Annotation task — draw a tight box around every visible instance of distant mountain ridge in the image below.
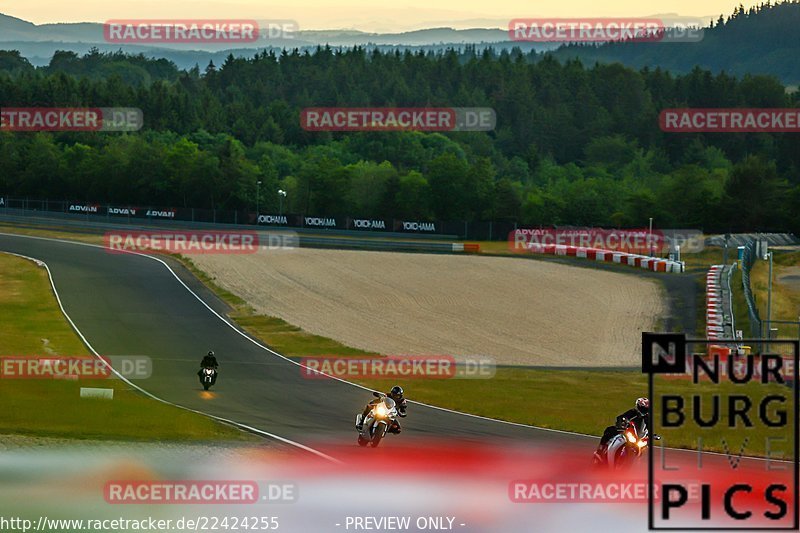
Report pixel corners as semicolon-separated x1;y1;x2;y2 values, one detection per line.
549;1;800;85
0;13;556;69
0;14;514;48
2;5;799;84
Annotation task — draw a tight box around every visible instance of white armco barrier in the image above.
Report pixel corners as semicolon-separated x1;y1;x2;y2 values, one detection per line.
706;264;727;342
524;243;683;273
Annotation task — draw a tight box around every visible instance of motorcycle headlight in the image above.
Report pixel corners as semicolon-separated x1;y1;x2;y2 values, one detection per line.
626;431;637;444
375;404;387;417
637;439;647;448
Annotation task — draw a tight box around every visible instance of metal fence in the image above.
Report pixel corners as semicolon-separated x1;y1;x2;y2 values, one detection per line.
740;239;763;339
724;262;737;340
0;195;521;241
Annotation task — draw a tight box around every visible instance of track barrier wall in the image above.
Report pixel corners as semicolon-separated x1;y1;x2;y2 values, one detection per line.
0;195;516;241
522;242;684;273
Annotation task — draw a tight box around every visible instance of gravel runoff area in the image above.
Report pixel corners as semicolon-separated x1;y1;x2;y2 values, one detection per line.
192;248;666;367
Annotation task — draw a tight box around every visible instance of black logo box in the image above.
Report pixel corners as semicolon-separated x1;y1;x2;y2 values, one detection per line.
642;333;799;531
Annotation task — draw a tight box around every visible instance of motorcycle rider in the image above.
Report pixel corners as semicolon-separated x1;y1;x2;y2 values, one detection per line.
594;397;655;460
198;350;219;385
357;385;407;433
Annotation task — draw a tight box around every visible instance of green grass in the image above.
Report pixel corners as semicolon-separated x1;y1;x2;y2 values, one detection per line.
233;314;377;357
730;267;752;336
357;369;790;456
178;256;378;358
361;368;640;434
4;224;786;456
153;233;792;456
748;250;800;347
0;252;256;442
680;246;725;274
654;377;792;457
0;222;104;246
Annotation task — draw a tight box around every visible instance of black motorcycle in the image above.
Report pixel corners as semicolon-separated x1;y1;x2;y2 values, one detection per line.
200;366;218;390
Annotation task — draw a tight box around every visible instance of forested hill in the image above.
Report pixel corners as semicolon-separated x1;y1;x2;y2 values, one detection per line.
1;42;798;233
550;1;800;85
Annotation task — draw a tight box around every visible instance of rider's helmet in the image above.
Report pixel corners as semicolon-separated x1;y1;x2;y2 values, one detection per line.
207;351;215;358
389;386;404;400
635;397;650;416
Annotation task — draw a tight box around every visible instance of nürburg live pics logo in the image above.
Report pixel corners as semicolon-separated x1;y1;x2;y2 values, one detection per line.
643;333;798;530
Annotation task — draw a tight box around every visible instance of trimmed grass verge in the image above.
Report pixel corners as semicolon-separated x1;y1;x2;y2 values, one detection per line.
0;252;255;442
4;224;780;455
750;251;800;341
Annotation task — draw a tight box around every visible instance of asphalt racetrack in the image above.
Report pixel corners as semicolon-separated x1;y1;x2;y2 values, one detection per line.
2;232;794;531
0;232;588;457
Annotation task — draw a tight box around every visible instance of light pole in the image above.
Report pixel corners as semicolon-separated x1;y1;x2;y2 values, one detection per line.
278;189;287;216
256;180;262;218
767;250;773;337
723;233;730;264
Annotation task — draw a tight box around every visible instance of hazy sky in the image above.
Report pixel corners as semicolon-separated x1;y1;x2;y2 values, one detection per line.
5;0;747;31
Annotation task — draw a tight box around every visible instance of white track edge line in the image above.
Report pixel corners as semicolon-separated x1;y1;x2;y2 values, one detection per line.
1;248;342;464
2;233;580;436
1;233;791;464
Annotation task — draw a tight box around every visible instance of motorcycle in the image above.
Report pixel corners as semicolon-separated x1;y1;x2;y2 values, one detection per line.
355;392;398;448
594;418;658;469
200;366;218;390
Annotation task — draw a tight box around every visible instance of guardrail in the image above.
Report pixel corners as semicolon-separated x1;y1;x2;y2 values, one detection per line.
740;240;763;339
706;264;737;341
523;243;684;273
0;195;518;240
0;208;458;239
0;210;481;255
725;262;737;340
297;236;480;254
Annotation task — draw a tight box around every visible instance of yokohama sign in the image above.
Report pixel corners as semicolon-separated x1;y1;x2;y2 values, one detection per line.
398;221;437;232
257;214;288;225
351;219;388;230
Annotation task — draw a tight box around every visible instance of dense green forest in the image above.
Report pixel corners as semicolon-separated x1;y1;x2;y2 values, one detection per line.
552;1;800;85
1;4;799;233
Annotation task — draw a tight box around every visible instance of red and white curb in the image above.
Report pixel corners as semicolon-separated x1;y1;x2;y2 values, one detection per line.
525;243;684;273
